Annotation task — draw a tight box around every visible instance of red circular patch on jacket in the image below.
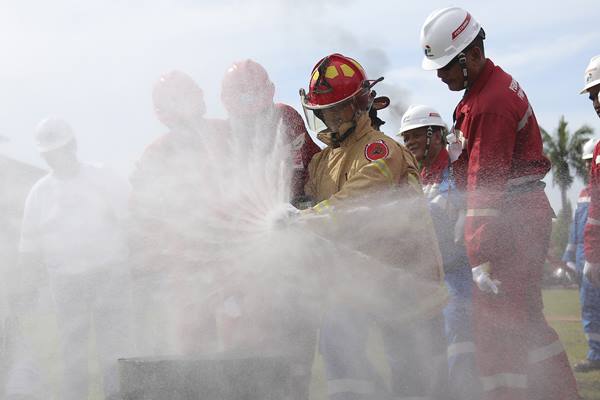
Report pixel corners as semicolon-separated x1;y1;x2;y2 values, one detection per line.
364;140;389;161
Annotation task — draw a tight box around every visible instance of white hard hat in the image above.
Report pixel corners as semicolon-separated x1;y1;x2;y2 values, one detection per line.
583;138;599;160
35;117;75;153
580;55;600;94
398;104;447;135
420;7;482;71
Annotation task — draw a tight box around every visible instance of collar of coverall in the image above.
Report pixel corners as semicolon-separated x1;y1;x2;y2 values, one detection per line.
420;146;449;184
462;58;494;100
317;112;372;148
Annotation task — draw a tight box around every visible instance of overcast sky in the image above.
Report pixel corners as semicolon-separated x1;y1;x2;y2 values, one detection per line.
1;0;599;211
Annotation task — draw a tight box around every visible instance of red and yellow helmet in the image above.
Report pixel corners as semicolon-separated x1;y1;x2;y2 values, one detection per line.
300;53;382;132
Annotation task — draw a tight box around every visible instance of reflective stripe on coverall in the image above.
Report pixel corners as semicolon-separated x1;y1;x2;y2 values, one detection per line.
452;59;578;400
563;187;600;361
306;113;448;400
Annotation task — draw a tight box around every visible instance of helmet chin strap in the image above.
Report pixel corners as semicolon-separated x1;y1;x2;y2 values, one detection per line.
331;120;357;148
419;126;434;170
457;52;469;89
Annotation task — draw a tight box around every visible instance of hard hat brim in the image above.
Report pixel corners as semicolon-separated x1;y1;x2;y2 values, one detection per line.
580;79;600;94
421;55;454;71
397;122;447;136
37;137;74;153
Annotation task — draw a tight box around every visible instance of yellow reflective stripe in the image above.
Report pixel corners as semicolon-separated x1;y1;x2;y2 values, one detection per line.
466;209;500;217
313;199;331;214
371;158;393;183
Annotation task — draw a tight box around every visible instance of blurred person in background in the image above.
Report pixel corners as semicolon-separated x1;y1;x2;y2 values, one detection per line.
420;7;578;399
129;70;228;355
400;104;481;400
580;54;600;370
221;59;321;208
18;117;132;400
217;59;321;400
563;137;600;372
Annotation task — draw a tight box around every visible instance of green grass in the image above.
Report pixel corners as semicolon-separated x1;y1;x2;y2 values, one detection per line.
544;288;600;400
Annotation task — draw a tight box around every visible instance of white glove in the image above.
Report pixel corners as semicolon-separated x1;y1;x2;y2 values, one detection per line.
446;132;464;162
565;261;577;273
584;261;600;287
472;263;501;294
266;203;300;229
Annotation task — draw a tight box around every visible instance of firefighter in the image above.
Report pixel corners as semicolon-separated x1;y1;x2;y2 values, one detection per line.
129;70;228;355
581;54;600;369
420;7;578;399
20;118;132;400
399;104;481;400
300;53;448;400
219;59;321;400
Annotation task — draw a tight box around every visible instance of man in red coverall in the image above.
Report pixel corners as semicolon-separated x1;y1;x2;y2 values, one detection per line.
583;56;600;288
221;59;321;207
130;70;229;355
419;7;578;400
219;59;321;400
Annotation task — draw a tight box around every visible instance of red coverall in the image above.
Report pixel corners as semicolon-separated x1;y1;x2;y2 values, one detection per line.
129;118;230;354
585;141;600;269
273;103;322;202
452;59;578;400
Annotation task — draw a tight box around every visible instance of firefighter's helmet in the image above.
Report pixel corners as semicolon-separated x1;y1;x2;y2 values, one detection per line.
221;59;275;117
153;70;206;129
300;53;382;132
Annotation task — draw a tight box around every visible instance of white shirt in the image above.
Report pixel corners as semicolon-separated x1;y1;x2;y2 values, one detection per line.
19;163;129;274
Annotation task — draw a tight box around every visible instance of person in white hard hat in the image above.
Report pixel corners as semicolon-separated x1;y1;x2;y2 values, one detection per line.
399;105;481;400
563;137;600;372
582;55;600;371
19;117;133;400
419;7;578;400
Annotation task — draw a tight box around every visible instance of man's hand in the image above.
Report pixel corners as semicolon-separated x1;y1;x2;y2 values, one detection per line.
584;262;600;287
446;132;464;162
472;263;501;294
265;204;301;229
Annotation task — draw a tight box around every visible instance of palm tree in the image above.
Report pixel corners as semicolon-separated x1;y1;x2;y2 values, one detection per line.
541;115;593;214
